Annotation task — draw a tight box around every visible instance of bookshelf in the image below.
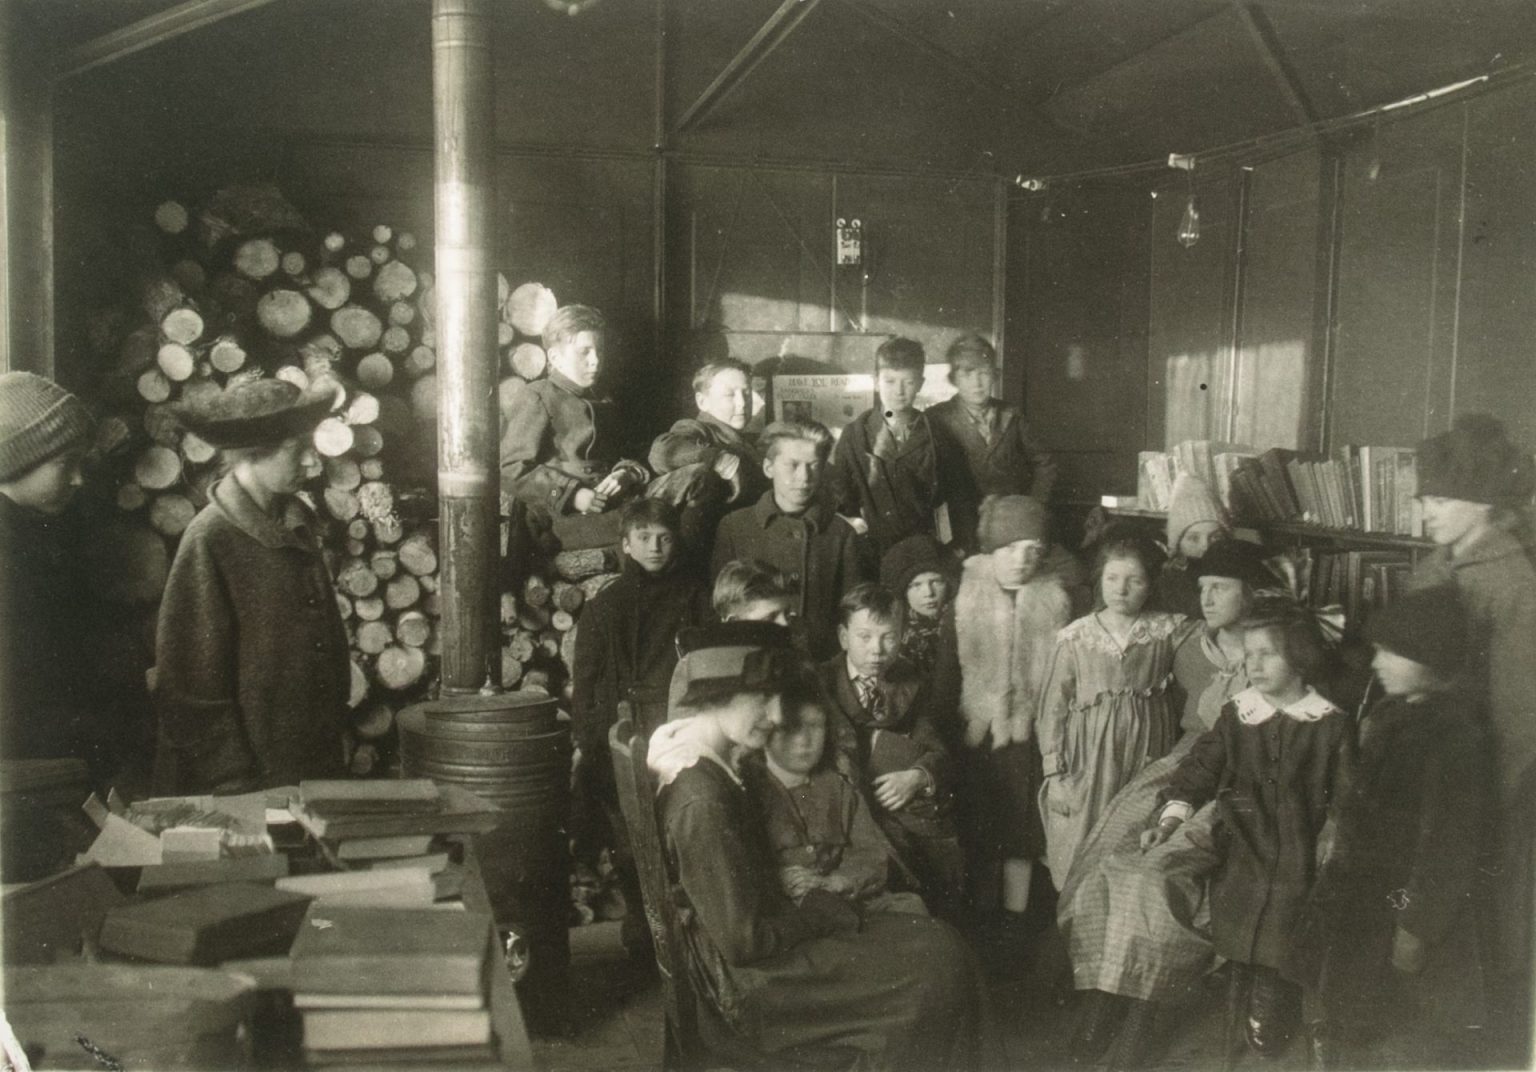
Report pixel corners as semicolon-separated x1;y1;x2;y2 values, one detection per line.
1103;507;1434;554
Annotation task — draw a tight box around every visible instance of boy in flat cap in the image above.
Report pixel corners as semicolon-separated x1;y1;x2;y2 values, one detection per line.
153;378;350;793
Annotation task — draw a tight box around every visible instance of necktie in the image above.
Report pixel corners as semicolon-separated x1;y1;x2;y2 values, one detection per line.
856;676;887;723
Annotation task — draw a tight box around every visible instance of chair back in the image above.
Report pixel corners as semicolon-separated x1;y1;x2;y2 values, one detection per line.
626;684;672;738
610;711;700;1068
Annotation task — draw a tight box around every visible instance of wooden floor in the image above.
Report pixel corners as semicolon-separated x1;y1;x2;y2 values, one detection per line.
528;916;1349;1072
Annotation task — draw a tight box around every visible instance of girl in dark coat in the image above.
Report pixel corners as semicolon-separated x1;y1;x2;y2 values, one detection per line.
650;623;991;1070
153;379;349;793
1288;585;1493;1069
1143;597;1354;1059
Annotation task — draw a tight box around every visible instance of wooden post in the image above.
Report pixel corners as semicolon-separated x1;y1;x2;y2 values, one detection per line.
433;0;500;693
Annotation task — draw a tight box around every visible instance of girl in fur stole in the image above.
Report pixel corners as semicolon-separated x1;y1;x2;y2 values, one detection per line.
941;495;1081;920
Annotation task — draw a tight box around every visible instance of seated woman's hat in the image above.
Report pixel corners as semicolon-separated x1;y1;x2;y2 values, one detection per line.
174;378;336;449
671;621;799;709
1194;538;1275;591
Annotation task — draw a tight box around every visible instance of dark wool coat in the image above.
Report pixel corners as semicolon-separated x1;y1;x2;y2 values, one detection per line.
1160;689;1354;969
1288;694;1492;1031
0;494;94;762
830;407;943;557
569;558;711;762
154;477;349;793
925;397;1057;551
660;757;985;1069
711;492;867;658
1411;527;1536;978
499;369;647;515
648;413;766;507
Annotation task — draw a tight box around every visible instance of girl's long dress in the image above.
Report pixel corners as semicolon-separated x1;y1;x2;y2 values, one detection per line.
1056;629;1248;1001
1037;611;1191;889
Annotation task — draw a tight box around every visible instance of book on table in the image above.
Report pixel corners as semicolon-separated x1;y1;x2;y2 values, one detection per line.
298;778;441;814
291;784;501;841
327;833;436;860
98;882;313;965
289;903;491;996
301;1009;492;1051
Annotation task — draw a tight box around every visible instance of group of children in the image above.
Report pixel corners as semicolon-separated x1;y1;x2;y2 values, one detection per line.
541;300;1535;1069
3;297;1532;1069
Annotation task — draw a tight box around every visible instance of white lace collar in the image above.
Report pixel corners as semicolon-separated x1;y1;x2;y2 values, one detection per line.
1231;686;1340;726
1059;611;1188;656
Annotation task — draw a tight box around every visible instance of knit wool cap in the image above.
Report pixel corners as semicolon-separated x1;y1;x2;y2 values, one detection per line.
1166;473;1229;548
977;495;1048;553
1365;583;1466;677
880;534;959;594
0;372;93;481
173;378;334;449
1194;537;1275;591
1416;413;1535;507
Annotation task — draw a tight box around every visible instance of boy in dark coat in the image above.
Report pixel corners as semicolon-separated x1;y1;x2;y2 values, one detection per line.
925;333;1056;552
830;337;947;558
1288;585;1493;1069
648;358;766;511
711;419;866;658
155;379;349;793
818;583;963;915
570;498;711;952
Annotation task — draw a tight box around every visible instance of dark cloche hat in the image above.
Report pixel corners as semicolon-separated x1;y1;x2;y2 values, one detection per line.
1195;538;1277;591
1416;413;1535;507
672;621;800;709
173;378;335;449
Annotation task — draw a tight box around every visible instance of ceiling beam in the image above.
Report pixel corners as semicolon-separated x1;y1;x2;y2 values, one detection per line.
672;0;823;135
1232;1;1320;128
53;0;280;84
836;1;1005;96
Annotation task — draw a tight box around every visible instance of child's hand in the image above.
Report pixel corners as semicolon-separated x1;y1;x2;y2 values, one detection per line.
779;865;823;900
821;873;856;896
593;471;628;499
1391;926;1425;974
840;514;870;536
573;488;604;513
873;769;927;812
1139;817;1182;851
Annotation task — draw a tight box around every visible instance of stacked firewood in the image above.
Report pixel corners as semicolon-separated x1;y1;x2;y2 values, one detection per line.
80;184;618;774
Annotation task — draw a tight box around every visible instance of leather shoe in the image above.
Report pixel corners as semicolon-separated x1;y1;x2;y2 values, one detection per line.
1245;968;1299;1058
1070;990;1127;1063
1107;998;1160;1070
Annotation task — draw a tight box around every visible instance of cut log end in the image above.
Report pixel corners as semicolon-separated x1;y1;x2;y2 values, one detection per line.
375;644;427;690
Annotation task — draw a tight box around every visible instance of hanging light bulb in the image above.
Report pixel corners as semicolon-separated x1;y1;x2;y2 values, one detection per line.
1178;194;1200;248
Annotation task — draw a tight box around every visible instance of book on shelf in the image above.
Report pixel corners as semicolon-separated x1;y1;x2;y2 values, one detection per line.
98;882;312;966
289;903;491;996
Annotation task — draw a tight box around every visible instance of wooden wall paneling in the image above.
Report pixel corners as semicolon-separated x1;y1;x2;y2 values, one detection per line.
1147;172;1236;448
1231;148;1320;450
1329;104;1465;447
1453;80;1536;446
1014;184;1151;501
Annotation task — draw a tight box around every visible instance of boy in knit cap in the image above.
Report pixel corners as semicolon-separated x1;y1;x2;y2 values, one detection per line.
0;372;97;766
1288;584;1492;1069
1155;472;1230;617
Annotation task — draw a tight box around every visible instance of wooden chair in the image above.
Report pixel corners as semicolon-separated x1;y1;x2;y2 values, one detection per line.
608;713;704;1070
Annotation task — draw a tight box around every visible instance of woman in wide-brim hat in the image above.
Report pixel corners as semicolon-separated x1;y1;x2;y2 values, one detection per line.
647;621;991;1070
152;378;350;793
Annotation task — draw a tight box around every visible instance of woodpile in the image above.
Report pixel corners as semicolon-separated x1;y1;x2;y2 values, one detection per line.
78;184;598;777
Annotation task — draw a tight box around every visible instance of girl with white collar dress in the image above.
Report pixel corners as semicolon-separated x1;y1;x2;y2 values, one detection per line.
1143;597;1354;1058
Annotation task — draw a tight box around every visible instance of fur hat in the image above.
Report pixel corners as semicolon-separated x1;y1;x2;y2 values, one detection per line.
1416;413;1534;507
671;621;799;710
1166;473;1229;549
0;372;93;482
977;495;1048;553
173;378;334;449
880;534;959;594
1365;584;1466;677
1194;538;1275;590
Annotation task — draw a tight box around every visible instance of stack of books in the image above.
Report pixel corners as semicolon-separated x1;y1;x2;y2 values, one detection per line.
290;904;497;1065
279;780;491;907
1291;545;1416;628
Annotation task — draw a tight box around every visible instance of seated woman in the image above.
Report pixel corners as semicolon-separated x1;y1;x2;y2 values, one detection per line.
744;694;928;917
648;622;989;1070
1056;538;1275;1067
